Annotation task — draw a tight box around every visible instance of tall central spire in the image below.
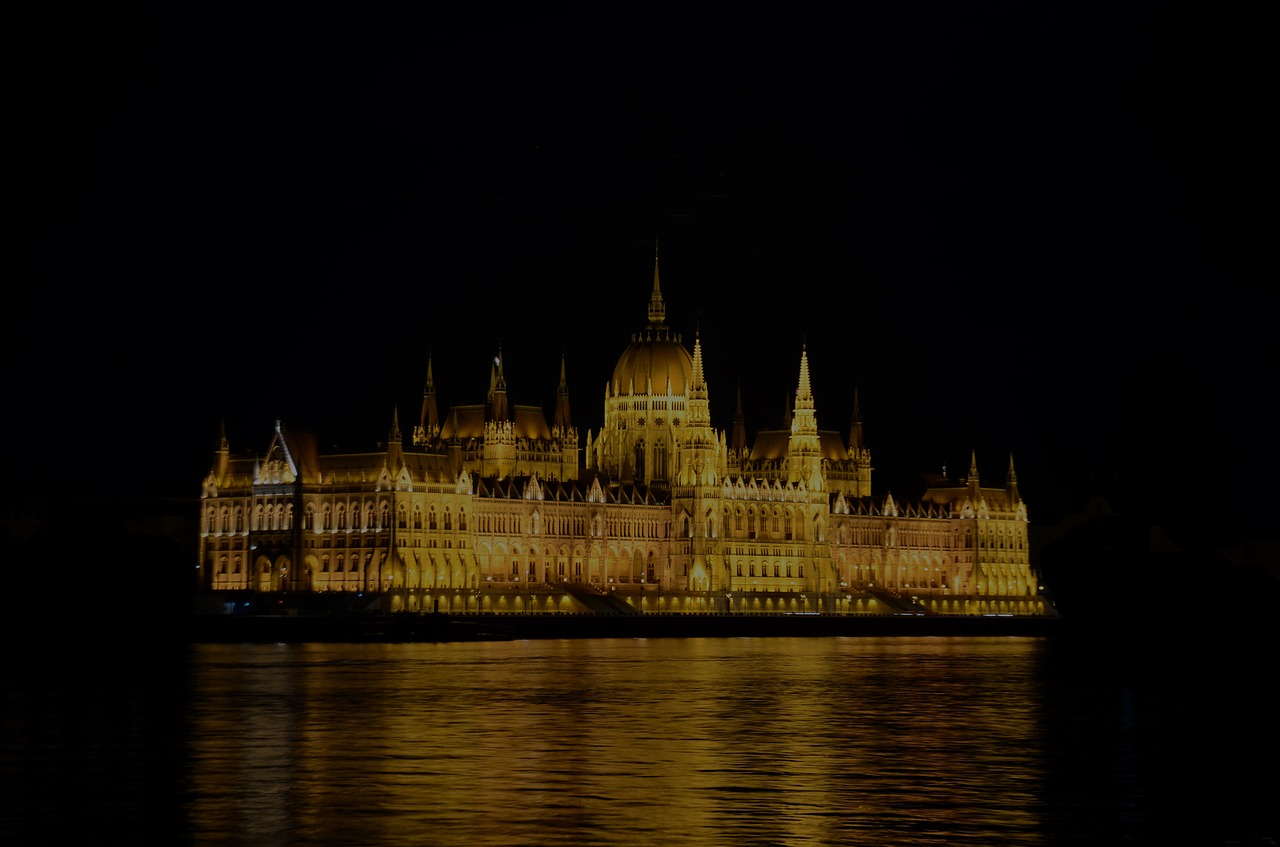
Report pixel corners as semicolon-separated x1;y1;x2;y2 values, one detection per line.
647;239;666;328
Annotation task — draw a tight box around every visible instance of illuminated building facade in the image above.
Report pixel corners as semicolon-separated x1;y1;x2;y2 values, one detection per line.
198;255;1049;617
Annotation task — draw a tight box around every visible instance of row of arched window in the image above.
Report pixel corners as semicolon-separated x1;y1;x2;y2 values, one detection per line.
205;503;294;534
733;561;806;578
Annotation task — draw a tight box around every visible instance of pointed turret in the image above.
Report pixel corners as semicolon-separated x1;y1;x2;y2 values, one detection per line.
414;353;440;446
489;346;509;423
844;386;873;498
787;343;823;490
215;418;230;484
967;449;981;500
553;351;572;432
848;385;865;451
687;329;711;429
386;406;404;470
730;384;748;453
1006;452;1020;503
791;343;819;436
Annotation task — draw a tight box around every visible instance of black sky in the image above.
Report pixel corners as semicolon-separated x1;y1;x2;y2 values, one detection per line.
10;2;1272;532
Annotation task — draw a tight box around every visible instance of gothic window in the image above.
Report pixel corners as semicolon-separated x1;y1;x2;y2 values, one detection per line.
736;562;742;576
682;516;691;538
634;440;645;483
233;556;242;574
337;504;346;531
337;555;345;572
749;562;756;577
654;439;667;480
397;507;407;530
218;557;227;574
413;507;423;530
323;506;333;531
428;508;437;530
444;509;452;531
459;509;467;531
322;556;329;573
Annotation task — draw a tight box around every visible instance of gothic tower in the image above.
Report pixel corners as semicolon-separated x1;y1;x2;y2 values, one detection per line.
669;330;730;591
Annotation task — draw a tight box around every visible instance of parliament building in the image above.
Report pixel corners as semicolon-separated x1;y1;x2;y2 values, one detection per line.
198;255;1050;618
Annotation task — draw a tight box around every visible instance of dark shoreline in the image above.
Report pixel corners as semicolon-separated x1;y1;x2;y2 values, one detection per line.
187;612;1064;643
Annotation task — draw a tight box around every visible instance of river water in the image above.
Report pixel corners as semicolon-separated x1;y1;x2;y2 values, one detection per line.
3;633;1275;846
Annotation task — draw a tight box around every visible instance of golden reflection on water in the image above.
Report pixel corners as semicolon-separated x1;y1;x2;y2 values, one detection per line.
185;638;1048;846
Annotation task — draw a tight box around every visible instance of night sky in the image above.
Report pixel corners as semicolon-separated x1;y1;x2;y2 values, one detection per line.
11;3;1271;535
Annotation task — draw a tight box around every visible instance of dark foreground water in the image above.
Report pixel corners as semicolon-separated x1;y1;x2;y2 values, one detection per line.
4;633;1276;846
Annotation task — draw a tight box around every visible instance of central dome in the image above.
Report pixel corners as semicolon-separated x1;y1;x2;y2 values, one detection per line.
611;332;693;397
610;244;693;397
